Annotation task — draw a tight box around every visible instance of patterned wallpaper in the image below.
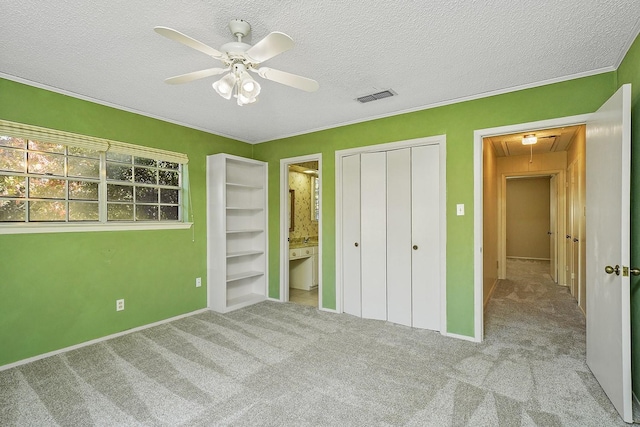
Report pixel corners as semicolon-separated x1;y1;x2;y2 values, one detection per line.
289;168;318;241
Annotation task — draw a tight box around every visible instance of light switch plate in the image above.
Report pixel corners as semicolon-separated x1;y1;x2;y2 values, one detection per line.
457;204;464;216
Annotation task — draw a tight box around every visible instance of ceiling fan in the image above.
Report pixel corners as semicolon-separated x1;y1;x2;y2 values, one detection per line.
154;19;319;106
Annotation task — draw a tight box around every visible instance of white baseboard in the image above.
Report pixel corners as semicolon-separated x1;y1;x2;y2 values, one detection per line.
0;308;209;372
444;331;481;343
319;307;339;313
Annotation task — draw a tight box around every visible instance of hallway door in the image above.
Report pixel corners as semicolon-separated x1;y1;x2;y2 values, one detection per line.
549;175;557;282
585;84;632;423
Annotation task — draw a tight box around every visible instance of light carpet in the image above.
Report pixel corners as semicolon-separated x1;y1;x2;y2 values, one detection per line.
0;259;628;426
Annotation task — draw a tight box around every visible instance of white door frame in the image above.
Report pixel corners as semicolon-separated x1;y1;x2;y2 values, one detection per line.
335;135;447;332
473;113;591;341
279;154;323;308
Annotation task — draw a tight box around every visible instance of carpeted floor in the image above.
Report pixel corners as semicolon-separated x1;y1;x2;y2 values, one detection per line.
0;259;629;426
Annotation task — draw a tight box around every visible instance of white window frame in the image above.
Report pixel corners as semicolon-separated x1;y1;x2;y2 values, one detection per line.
0;120;192;234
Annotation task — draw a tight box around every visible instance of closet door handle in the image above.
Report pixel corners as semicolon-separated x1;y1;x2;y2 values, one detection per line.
413;245;418;250
354;242;359;247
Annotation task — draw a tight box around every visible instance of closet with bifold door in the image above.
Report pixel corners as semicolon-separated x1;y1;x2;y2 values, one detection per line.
342;143;441;331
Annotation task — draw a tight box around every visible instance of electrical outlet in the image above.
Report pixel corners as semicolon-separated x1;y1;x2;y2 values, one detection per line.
195;277;202;287
116;299;125;311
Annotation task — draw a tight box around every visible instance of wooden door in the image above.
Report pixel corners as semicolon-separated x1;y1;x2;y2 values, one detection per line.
549;175;558;282
342;154;361;317
585;84;632;422
411;145;441;330
386;148;412;326
360;152;387;321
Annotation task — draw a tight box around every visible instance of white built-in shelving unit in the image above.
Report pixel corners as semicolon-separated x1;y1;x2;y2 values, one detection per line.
206;154;267;313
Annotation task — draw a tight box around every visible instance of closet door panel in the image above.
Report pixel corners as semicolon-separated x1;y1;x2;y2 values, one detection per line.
342;154;362;317
386;148;412;326
411;144;441;330
360;151;387;321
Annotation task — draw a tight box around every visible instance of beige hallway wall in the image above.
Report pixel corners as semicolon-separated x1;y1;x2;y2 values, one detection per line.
506;177;551;259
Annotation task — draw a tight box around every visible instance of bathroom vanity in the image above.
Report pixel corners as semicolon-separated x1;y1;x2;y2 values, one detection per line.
289;245;318;290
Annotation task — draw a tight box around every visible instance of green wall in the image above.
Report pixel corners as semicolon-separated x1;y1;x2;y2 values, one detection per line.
0;78;250;366
617;32;640;399
253;73;617;337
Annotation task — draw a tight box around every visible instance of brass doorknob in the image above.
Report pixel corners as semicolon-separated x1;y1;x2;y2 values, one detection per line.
605;265;620;276
412;245;418;250
631;268;640;276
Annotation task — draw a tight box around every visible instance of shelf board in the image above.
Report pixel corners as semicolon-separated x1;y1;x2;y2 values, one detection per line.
226;182;263;190
226;293;266;310
226;229;264;234
227;250;264;258
226;270;264;282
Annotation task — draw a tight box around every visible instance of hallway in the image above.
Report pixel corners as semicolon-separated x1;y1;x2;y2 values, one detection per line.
483;259;627;425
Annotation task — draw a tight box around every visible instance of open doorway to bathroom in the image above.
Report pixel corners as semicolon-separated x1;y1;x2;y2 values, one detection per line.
280;154;322;308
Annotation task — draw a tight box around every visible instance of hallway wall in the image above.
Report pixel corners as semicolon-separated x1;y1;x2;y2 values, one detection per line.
506;177;551;259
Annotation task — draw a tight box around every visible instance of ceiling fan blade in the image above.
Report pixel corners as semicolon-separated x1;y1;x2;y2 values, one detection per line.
257;67;319;92
165;67;229;85
154;26;224;59
246;32;294;63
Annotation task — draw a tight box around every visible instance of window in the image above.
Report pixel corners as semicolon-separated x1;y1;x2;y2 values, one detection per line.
0;120;189;232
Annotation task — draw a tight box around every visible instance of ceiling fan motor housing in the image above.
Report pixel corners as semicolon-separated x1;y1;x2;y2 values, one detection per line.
228;19;251;39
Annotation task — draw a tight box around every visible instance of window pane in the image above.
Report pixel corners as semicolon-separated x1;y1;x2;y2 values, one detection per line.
106;162;133;182
0;200;25;221
134;167;156;184
68;146;100;158
135;187;158;203
136;204;158;221
106;152;131;163
30;200;66;221
69;202;99;221
0;147;25;172
134;157;156;167
28;152;65;175
160;188;178;204
160;205;179;221
29;178;66;199
0;136;26;149
69;181;98;200
68;157;100;178
159;170;179;187
28;140;65;154
158;161;179;170
107;203;133;221
107;184;133;201
0;176;26;197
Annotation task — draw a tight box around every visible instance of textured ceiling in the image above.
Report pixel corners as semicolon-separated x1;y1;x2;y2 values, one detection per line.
487;125;582;157
1;1;639;144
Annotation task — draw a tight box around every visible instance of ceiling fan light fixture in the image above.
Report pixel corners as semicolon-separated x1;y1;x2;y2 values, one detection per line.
212;73;236;99
522;134;537;145
239;71;261;97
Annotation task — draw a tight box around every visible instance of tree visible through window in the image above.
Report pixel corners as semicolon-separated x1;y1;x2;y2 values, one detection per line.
0;135;182;223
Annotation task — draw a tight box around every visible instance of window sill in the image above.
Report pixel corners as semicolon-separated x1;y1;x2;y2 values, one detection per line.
0;222;193;235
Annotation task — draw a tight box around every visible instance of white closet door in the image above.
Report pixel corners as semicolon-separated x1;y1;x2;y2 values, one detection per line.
360;151;387;320
411;145;440;330
342;154;361;317
386;148;412;326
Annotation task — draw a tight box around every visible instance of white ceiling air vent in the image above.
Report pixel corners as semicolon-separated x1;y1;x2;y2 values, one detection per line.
356;89;397;103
